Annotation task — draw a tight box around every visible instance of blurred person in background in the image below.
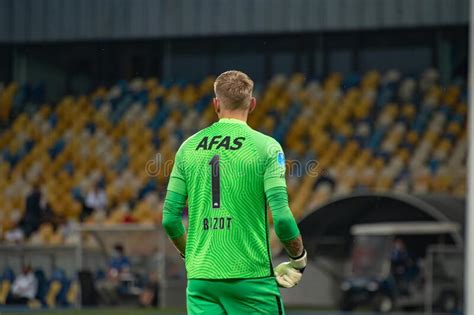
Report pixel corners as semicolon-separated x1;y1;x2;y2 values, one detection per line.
139;272;160;308
83;182;108;219
391;238;411;293
85;182;108;212
7;265;37;305
20;184;49;236
96;243;131;305
6;184;52;242
391;238;409;270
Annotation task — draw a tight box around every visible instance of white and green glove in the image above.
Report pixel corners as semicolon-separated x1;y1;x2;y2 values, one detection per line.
274;249;307;288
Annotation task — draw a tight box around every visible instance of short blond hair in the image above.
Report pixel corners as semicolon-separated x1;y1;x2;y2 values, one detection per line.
214;70;254;110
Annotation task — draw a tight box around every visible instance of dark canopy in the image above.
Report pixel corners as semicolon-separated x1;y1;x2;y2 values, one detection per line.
299;193;465;257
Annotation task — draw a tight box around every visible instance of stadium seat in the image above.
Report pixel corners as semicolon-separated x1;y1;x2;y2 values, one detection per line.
0;268;15;304
45;269;68;308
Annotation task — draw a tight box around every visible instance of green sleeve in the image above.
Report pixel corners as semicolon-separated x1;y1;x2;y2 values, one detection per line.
162;191;187;239
167;146;187;196
263;138;287;192
266;186;300;241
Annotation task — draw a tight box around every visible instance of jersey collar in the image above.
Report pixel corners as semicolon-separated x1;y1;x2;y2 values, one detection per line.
218;118;247;125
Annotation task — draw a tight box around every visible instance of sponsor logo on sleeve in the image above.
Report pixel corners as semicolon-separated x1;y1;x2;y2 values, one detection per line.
277;152;285;167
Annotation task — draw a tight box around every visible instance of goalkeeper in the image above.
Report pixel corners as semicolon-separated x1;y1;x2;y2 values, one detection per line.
162;70;307;314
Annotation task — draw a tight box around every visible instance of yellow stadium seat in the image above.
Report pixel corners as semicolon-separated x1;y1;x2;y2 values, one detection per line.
46;280;62;308
0;280;11;304
66;281;79;305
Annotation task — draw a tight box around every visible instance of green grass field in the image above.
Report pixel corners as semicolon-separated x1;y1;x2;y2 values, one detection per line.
0;308;186;315
0;308;427;315
0;308;330;315
0;307;331;315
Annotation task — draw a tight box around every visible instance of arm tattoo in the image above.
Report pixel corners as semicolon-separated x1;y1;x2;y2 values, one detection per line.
282;235;304;258
171;233;187;256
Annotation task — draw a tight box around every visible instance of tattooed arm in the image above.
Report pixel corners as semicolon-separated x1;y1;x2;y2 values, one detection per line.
170;233;187;257
281;235;304;258
268;187;307;288
266;187;306;256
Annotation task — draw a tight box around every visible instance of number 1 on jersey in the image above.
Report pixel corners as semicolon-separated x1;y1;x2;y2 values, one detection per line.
209;155;221;208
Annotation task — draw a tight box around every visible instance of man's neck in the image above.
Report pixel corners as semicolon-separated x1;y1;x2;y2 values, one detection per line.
218;111;248;122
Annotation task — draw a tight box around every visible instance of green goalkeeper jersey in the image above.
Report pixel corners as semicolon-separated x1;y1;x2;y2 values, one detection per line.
167;118;287;279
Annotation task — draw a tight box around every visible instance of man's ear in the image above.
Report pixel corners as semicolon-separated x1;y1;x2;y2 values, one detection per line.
248;97;257;113
213;98;221;114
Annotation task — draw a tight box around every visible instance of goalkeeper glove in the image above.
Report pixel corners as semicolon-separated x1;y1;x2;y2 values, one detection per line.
274;249;307;288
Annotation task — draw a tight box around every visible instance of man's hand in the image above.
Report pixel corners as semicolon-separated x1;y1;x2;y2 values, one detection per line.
274;249;307;288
